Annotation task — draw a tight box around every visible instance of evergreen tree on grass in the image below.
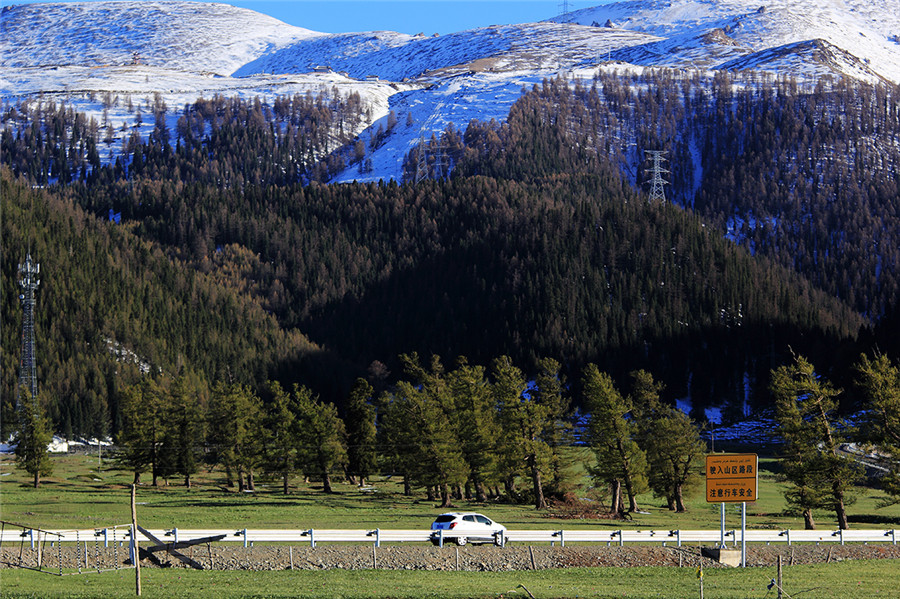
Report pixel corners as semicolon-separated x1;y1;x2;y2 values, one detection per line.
344;378;377;487
582;364;648;515
264;381;300;494
14;386;53;488
855;354;900;504
771;354;863;529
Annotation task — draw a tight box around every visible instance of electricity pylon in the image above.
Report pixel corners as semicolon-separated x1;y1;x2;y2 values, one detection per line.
644;150;669;203
414;101;447;184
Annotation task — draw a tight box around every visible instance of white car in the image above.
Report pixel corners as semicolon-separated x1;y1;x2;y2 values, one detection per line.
430;512;507;546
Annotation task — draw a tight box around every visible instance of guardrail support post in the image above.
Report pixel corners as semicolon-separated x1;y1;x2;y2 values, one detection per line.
720;502;726;548
242;529;248;548
374;529;381;548
560;530;565;547
839;529;845;546
676;530;682;547
438;530;443;548
892;530;897;546
29;529;35;550
103;528;109;548
309;529;315;548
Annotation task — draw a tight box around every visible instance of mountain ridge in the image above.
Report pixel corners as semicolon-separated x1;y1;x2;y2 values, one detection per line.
3;0;898;186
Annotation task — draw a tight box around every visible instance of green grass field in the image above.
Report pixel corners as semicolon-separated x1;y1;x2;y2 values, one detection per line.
2;450;900;598
2;561;899;598
2;451;899;532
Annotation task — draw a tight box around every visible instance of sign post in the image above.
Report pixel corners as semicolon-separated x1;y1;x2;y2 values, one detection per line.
741;500;747;567
706;454;758;567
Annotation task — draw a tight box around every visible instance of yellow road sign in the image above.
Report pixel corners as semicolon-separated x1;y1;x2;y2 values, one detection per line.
706;453;758;503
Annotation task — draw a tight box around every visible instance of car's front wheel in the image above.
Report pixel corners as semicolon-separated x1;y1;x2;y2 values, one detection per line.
455;536;467;546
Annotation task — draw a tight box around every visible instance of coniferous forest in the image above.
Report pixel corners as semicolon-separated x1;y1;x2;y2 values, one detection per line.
3;69;899;446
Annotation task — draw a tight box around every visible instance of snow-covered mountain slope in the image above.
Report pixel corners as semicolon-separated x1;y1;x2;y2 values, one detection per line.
2;0;899;185
552;0;900;84
235;23;658;82
0;1;323;74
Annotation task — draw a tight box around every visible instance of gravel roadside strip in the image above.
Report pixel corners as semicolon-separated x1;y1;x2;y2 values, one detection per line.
4;544;900;571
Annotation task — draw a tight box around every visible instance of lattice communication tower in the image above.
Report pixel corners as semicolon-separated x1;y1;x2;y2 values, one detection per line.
644;150;669;203
16;253;40;410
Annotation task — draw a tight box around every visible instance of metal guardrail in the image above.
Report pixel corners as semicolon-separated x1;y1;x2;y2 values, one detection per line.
2;527;897;547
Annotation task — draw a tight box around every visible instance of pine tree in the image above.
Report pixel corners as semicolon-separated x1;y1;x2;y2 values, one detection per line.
771;354;863;529
14;386;54;488
631;370;704;512
533;357;576;498
116;377;167;486
395;353;469;506
581;364;648;515
344;378;377;487
208;382;263;491
294;385;347;494
166;373;207;489
264;381;300;494
642;408;704;512
490;356;528;499
491;356;554;510
376;388;417;496
855;354;900;503
448;357;496;501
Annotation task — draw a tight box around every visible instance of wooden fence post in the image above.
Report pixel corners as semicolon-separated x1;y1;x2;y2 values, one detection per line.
776;554;783;599
131;484;141;596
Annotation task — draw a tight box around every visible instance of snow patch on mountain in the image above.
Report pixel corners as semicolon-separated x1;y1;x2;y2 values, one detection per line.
0;1;323;75
2;0;899;185
552;0;900;84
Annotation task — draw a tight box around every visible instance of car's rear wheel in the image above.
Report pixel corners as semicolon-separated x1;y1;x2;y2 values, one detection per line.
455;536;467;546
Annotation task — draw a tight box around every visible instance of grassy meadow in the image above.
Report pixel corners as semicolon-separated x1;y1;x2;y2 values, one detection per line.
2;561;900;598
2;449;900;598
2;449;899;532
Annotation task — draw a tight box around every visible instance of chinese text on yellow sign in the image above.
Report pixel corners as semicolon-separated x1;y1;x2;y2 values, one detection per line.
706;453;758;503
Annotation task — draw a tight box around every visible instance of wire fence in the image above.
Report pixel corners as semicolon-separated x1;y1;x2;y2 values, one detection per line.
0;521;136;576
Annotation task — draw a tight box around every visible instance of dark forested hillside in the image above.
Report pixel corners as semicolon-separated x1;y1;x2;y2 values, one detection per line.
1;170;321;438
439;73;900;320
1;75;882;437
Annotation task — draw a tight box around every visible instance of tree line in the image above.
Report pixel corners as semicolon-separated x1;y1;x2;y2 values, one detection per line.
107;352;708;513
1;89;370;188
109;354;900;529
16;346;900;531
